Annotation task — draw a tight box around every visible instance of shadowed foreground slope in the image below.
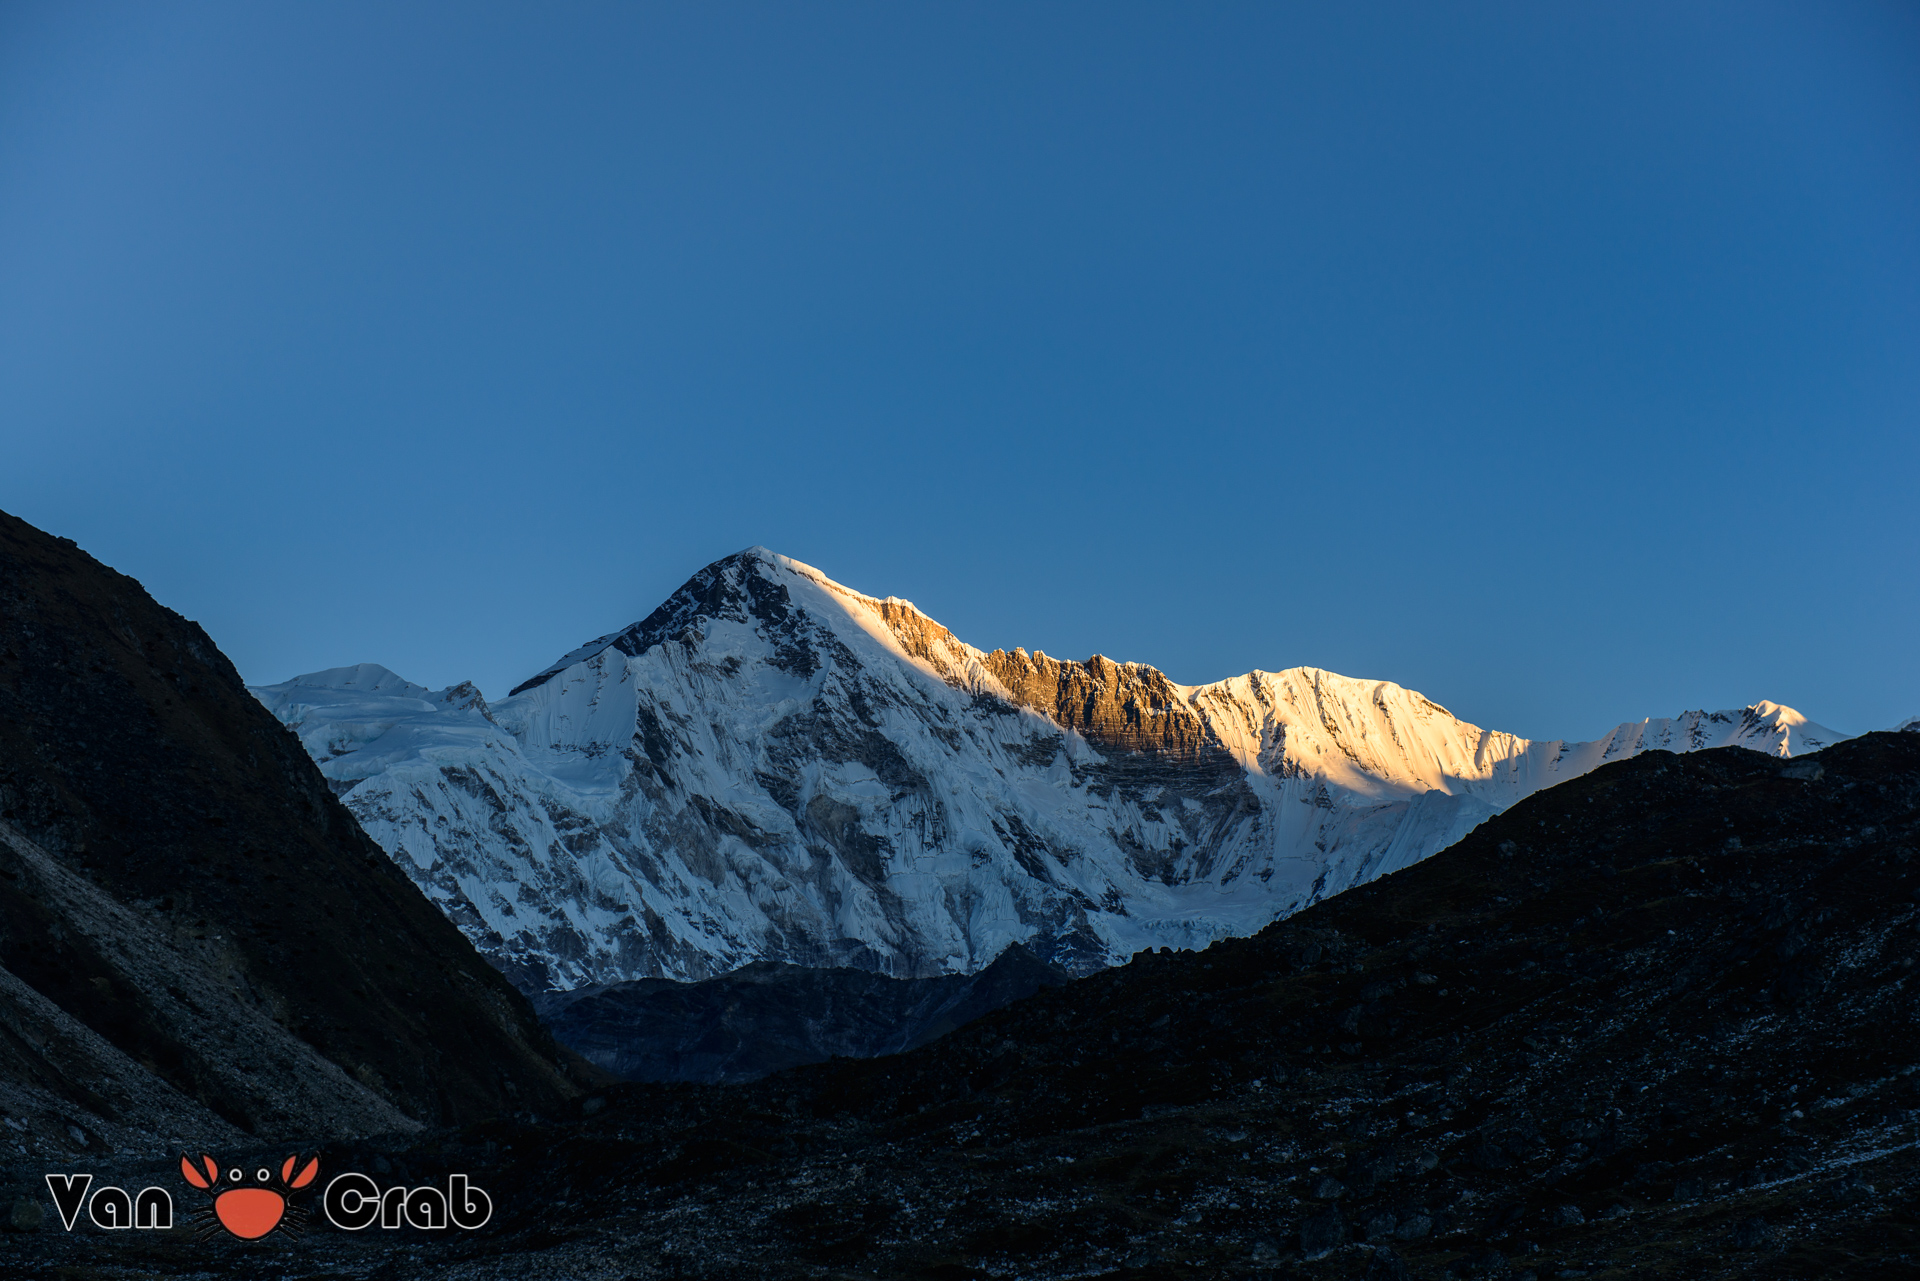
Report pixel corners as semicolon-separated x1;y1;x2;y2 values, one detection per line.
0;509;585;1154
11;731;1914;1278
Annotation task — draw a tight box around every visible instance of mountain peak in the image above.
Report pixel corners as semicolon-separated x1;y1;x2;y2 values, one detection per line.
508;547;807;696
257;549;1851;990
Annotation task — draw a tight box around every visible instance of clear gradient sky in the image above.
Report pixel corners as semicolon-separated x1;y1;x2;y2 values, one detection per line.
2;2;1916;741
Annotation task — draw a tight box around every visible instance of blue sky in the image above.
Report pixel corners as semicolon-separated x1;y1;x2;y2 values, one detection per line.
2;2;1915;740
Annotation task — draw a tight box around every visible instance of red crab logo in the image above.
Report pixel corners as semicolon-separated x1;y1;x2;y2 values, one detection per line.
179;1153;319;1240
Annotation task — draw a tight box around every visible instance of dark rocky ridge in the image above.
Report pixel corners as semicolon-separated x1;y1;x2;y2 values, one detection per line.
535;943;1071;1083
17;730;1915;1277
0;509;590;1154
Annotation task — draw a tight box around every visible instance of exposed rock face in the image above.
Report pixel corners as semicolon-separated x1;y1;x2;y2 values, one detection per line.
535;944;1070;1083
0;509;585;1157
257;547;1846;993
982;648;1221;764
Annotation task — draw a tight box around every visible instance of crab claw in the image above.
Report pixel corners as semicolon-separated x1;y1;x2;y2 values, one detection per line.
180;1154;213;1189
283;1154;320;1188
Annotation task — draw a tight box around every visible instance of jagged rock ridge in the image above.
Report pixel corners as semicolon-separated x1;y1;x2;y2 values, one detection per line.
255;548;1845;991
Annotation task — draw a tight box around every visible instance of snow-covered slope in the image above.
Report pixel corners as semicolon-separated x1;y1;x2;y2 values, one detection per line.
253;549;1846;992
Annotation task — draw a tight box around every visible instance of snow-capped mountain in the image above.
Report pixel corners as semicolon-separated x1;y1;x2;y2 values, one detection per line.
253;549;1846;993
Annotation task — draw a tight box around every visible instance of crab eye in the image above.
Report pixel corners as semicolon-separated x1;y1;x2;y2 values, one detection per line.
227;1169;243;1182
256;1168;271;1182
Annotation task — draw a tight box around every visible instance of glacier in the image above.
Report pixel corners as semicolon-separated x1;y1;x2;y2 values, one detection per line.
253;548;1846;993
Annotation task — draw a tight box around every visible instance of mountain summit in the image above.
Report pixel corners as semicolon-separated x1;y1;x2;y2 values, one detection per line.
255;548;1844;992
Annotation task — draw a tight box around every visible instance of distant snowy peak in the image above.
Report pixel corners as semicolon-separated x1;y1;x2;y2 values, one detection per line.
254;547;1848;992
255;664;502;789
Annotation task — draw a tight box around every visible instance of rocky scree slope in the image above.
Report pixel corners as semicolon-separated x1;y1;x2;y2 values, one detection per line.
17;731;1914;1279
257;548;1842;993
0;509;587;1159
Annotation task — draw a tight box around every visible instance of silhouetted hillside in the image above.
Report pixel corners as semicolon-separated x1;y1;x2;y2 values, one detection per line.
0;509;589;1157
